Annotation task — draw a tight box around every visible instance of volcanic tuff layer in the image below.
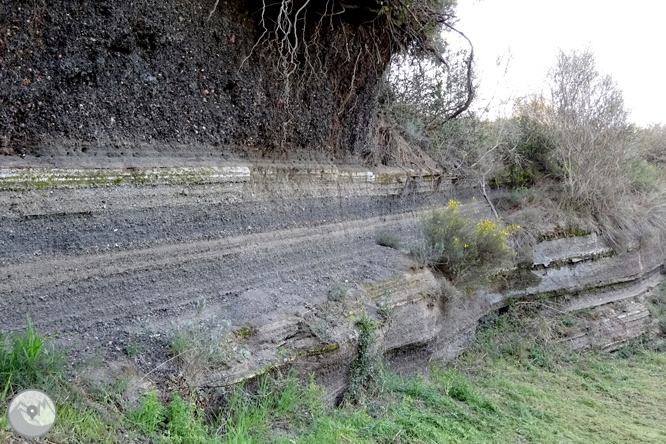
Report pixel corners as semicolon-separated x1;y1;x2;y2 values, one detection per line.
2;161;664;399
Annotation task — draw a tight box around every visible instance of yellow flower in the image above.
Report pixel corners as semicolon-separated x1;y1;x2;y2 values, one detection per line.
476;219;496;235
448;200;462;211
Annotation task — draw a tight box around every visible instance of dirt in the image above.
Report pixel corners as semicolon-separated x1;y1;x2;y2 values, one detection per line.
0;0;387;159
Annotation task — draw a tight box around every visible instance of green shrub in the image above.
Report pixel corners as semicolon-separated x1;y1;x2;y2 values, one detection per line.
346;317;381;404
328;281;349;302
414;200;519;281
375;231;402;249
125;334;144;358
628;158;661;192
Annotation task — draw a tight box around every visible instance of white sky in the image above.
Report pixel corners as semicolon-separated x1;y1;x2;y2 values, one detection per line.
455;0;666;126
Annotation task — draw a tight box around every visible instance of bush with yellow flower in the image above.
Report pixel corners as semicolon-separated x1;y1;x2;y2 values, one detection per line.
414;200;519;282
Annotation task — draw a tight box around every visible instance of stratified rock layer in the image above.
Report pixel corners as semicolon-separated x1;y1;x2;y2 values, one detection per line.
1;162;663;400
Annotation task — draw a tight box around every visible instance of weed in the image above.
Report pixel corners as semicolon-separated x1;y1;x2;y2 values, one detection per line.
495;187;542;211
52;403;118;443
168;320;234;390
130;390;166;435
170;320;230;366
196;297;207;316
327;281;349;302
277;346;291;358
375;231;402;249
615;336;649;359
306;321;332;343
0;318;63;399
646;284;666;335
659;317;666;335
346;317;381;404
164;393;210;444
170;330;192;358
125;334;144;358
237;327;255;341
561;314;576;328
376;291;394;323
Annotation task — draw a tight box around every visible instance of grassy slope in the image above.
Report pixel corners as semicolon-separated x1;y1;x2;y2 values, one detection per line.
2;310;666;443
5;324;666;444
263;347;666;444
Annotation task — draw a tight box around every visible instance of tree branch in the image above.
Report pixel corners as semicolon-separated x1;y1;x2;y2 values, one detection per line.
426;22;475;129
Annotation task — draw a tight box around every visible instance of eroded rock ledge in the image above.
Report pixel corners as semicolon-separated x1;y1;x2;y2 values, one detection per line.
1;162;664;401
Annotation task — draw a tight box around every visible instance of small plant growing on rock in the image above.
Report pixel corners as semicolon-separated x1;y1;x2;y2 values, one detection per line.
328;281;349;302
307;321;333;343
376;291;394;323
414;200;519;282
375;231;402;249
169;319;233;382
346;317;381;404
125;333;144;358
236;327;255;340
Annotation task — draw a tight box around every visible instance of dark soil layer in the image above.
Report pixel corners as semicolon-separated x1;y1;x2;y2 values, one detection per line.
0;0;383;159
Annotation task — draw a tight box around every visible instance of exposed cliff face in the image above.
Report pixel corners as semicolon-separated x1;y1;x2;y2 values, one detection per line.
0;0;388;158
1;161;664;401
3;0;661;411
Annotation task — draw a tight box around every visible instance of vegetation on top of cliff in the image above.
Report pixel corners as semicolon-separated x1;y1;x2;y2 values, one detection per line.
403;47;666;249
233;0;475;153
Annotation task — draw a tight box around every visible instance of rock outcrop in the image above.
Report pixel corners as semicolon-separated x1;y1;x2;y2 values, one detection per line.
2;160;664;401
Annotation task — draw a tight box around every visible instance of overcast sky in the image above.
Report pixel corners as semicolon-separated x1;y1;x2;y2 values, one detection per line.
455;0;666;126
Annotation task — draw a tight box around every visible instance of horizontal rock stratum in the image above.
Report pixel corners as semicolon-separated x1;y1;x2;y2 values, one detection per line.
2;161;664;400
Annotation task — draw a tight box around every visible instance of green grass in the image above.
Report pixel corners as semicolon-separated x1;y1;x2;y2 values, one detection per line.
195;345;665;444
0;317;64;400
3;309;666;443
130;389;166;435
0;319;126;442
